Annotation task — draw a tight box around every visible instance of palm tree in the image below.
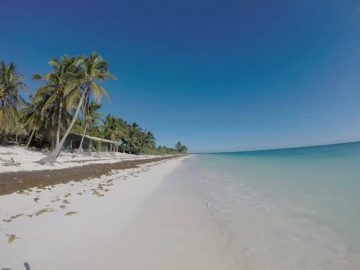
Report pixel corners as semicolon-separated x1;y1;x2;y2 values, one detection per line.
78;101;102;151
21;94;57;148
121;123;156;154
33;56;78;148
0;62;26;135
175;141;182;152
37;53;114;164
175;141;188;153
101;115;127;151
139;131;156;153
21;97;41;148
125;122;141;154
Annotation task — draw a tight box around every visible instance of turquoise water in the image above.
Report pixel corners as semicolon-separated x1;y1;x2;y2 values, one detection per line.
187;142;360;269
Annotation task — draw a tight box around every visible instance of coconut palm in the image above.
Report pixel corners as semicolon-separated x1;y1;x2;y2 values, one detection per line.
175;141;182;152
33;56;79;148
0;61;26;135
21;96;42;148
37;53;114;164
78;101;102;151
101;115;128;151
175;141;188;153
125;122;140;153
123;123;156;154
139;131;156;153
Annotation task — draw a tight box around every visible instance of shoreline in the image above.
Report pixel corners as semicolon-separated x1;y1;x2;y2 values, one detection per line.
0;155;181;196
112;156;238;270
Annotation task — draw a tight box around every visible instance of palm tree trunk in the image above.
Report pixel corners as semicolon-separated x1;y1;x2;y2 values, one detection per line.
51;136;56;150
37;90;87;164
26;129;35;149
78;123;88;153
56;99;63;147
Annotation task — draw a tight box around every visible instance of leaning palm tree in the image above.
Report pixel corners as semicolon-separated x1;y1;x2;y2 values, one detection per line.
33;56;78;148
37;53;114;164
0;61;26;135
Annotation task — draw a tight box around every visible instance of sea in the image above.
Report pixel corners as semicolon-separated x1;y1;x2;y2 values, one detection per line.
184;142;360;269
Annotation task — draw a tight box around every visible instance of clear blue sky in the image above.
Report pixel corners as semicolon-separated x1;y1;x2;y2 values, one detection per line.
1;0;360;152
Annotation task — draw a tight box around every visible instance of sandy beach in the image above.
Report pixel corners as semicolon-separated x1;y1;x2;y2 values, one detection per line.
0;146;159;173
0;153;237;270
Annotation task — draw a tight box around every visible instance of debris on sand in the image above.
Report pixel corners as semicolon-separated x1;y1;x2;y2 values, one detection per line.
34;208;54;216
7;234;19;244
64;211;78;216
2;158;21;167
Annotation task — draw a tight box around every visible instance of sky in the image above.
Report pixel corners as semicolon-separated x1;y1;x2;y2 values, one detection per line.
1;0;360;152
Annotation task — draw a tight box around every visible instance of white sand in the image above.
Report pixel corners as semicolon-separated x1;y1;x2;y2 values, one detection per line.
0;156;237;270
0;146;157;173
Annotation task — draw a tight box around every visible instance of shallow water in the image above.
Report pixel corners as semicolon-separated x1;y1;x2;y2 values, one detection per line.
186;142;360;269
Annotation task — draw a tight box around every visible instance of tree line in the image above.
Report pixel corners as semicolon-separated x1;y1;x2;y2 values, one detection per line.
0;53;188;162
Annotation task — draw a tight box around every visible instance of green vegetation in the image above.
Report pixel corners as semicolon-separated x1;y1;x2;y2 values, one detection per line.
0;54;188;158
175;141;188;154
0;61;27;140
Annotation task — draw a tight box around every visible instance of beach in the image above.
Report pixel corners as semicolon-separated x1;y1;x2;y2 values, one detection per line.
2;143;360;270
0;148;236;270
2;0;357;268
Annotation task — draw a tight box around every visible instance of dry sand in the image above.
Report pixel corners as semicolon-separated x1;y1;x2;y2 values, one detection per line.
0;146;158;173
0;156;237;270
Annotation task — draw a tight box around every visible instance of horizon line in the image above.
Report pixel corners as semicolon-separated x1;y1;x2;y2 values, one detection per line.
191;140;360;154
